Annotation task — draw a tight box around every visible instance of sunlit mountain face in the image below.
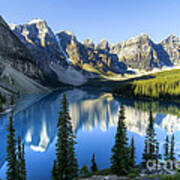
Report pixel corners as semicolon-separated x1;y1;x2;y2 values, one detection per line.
0;88;180;179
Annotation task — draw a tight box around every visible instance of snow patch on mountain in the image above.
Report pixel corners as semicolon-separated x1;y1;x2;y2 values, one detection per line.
55;35;72;64
28;18;45;25
9;24;16;30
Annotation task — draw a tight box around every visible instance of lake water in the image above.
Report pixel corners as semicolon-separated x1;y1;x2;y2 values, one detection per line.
0;88;180;180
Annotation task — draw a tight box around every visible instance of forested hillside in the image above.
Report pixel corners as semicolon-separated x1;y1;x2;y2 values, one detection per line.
113;69;180;102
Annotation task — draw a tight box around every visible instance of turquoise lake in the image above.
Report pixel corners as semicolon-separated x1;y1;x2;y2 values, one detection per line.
0;88;180;180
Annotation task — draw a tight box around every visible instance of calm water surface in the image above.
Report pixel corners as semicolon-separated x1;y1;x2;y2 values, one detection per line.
0;88;180;180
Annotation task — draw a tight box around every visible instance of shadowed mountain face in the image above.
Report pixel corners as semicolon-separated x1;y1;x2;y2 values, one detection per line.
1;89;180;174
10;19;68;87
0;16;50;97
161;34;180;65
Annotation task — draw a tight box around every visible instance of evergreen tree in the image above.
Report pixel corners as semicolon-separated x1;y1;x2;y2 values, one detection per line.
55;94;78;180
52;160;58;180
91;153;98;173
6;115;18;180
79;165;89;178
111;104;131;176
21;143;26;180
142;110;160;169
67;133;78;180
10;96;14;105
170;134;175;161
130;136;135;168
164;135;169;161
113;69;180;101
17;136;26;180
170;134;176;170
17;136;22;180
155;141;161;170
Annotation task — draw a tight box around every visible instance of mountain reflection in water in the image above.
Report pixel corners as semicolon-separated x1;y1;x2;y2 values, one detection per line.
0;89;180;180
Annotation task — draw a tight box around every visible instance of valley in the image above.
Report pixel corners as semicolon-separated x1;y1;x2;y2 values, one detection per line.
1;1;180;179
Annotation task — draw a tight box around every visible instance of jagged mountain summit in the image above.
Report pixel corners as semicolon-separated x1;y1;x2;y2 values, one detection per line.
57;31;127;75
10;18;67;67
56;31;175;72
110;33;173;69
10;19;89;86
9;18;68;86
161;34;180;65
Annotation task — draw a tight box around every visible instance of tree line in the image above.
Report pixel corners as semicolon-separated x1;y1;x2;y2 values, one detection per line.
113;69;180;102
5;94;177;180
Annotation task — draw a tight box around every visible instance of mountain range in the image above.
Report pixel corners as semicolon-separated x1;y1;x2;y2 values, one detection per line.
1;16;180;95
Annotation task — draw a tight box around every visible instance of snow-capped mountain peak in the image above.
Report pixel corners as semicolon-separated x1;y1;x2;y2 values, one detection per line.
28;18;46;25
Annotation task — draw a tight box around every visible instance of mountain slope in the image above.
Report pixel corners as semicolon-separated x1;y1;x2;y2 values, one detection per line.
0;16;49;95
10;19;88;86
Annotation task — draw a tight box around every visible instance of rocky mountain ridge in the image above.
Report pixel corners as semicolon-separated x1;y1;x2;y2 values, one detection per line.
57;31;127;76
10;18;68;86
3;16;180;88
10;19;89;86
110;33;173;69
56;31;178;72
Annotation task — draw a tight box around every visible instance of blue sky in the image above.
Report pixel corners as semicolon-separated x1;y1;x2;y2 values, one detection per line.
1;0;180;43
